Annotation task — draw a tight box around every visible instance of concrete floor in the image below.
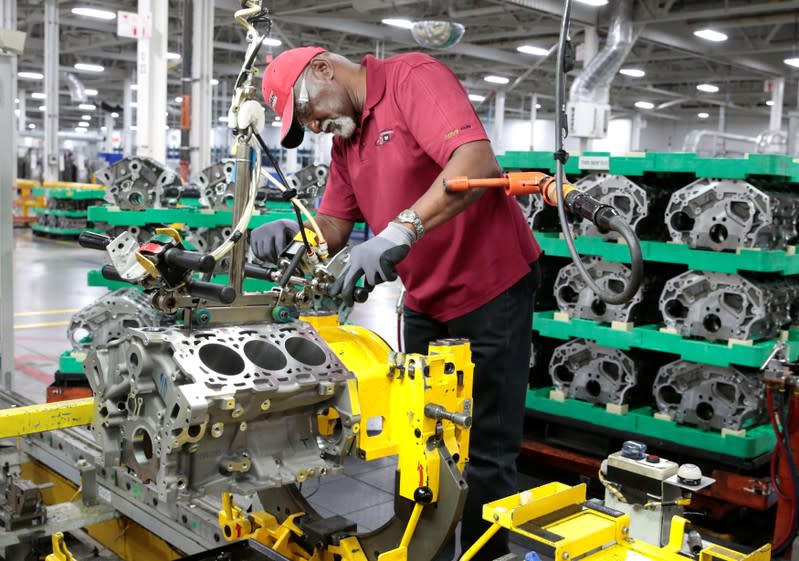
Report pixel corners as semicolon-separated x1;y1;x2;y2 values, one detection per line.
9;228;533;560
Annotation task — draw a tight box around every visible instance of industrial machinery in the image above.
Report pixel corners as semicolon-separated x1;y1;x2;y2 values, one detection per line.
659;270;799;342
664;178;799;251
653;360;766;431
96;156;183;210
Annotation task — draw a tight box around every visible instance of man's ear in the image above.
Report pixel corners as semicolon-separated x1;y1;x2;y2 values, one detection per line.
309;57;334;81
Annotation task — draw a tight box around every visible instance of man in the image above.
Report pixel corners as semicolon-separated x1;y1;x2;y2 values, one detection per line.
252;46;541;561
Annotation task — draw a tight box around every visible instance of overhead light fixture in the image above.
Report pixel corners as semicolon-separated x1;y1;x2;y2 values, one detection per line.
38;105;46;111
620;68;645;77
78;121;90;127
411;20;465;49
382;18;414;29
130;102;138;108
131;125;137;130
81;114;91;120
634;101;654;109
468;93;485;102
167;52;182;61
174;96;182;103
84;88;98;96
696;83;719;93
694;29;727;42
263;38;282;47
14;109;19;117
15;98;18;103
766;100;775;106
28;123;36;129
74;127;86;133
78;103;96;110
218;116;229;123
101;126;107;131
576;0;608;6
130;84;138;91
18;71;43;80
71;7;116;20
697;112;710;119
74;63;104;73
517;45;548;56
111;112;119;118
535;103;542;109
784;57;799;68
274;116;281;121
484;75;509;85
211;79;219;86
31;92;46;100
271;121;281;127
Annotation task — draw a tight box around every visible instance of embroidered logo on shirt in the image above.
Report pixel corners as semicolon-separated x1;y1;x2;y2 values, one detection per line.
376;129;393;145
444;123;472;140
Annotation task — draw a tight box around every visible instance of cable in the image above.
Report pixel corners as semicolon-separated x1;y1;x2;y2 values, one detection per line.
767;387;799;556
553;0;643;305
261;168;326;248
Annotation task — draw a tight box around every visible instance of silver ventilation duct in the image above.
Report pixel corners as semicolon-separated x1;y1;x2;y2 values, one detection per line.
567;0;633;139
64;72;87;103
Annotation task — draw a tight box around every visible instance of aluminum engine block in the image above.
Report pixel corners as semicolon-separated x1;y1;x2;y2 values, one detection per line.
68;288;168;349
659;270;799;341
515;194;560;233
84;321;358;507
554;257;663;324
97;156;183;210
197;160;248;210
549;339;651;406
653;360;766;430
573;174;669;240
285;164;329;201
664;178;799;251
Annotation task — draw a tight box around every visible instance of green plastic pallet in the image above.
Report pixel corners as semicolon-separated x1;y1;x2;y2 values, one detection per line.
58;350;86;374
525;387;775;460
33;208;88;218
535;231;799;274
32;225;101;236
88;206;297;228
499;150;799;181
87;270;277;293
533;310;799;367
32;188;105;199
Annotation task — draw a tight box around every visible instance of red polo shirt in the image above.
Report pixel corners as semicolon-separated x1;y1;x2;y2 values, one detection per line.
319;53;540;322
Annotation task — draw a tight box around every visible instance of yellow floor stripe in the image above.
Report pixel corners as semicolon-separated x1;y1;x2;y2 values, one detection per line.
14;320;70;330
14;308;79;317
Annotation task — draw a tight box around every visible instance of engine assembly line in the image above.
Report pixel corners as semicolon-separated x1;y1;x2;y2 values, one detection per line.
3;0;799;561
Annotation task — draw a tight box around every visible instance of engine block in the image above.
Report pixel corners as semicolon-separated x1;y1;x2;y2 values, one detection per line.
549;339;651;406
664;178;799;251
653;360;765;430
97;157;183;210
659;270;799;341
84;321;359;508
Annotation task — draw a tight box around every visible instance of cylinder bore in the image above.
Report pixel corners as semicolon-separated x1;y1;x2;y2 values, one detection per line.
285;337;326;366
709;224;728;244
664;299;688;319
199;343;245;376
696;402;715;422
244;340;288;371
702;313;722;333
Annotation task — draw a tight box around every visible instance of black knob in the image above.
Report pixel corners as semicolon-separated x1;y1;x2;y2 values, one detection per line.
414;486;433;504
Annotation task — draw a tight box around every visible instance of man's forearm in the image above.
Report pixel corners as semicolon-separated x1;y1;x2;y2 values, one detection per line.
307;213;354;255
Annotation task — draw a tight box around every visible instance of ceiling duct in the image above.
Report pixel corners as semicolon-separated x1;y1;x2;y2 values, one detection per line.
567;0;633;139
411;20;465;49
64;72;87;103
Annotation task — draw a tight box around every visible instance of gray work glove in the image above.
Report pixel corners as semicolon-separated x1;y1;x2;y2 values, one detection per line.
329;221;415;307
249;218;300;263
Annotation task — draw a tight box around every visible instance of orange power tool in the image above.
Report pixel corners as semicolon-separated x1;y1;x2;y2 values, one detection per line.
444;171;621;231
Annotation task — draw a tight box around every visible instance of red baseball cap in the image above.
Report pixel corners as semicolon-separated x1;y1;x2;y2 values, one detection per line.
261;46;327;149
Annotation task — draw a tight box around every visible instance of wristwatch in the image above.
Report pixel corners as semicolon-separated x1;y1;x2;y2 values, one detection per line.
396;209;425;241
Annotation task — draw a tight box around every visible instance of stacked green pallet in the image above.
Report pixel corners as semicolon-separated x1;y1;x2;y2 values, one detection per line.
31;187;105;237
497;150;799;460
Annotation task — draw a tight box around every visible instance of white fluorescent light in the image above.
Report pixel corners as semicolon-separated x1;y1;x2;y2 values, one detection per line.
130;84;138;91
15;98;18;103
536;103;542;109
74;63;104;73
634;101;654;109
130;125;137;130
130;102;138;108
766;100;775;106
211;79;219;86
38;105;46;111
274;116;281;121
28;123;35;129
263;38;282;47
697;112;710;119
576;0;608;5
166;52;182;61
694;29;727;42
517;45;548;56
101;126;107;131
78;121;90;127
84;88;98;96
484;75;510;85
620;68;645;78
74;127;86;133
71;7;116;20
81;115;92;120
696;83;719;93
468;93;485;102
111;112;119;118
14;109;19;117
18;71;43;80
784;57;799;68
271;121;281;127
174;96;183;103
31;92;46;100
78;103;96;110
218;116;228;123
382;18;414;29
